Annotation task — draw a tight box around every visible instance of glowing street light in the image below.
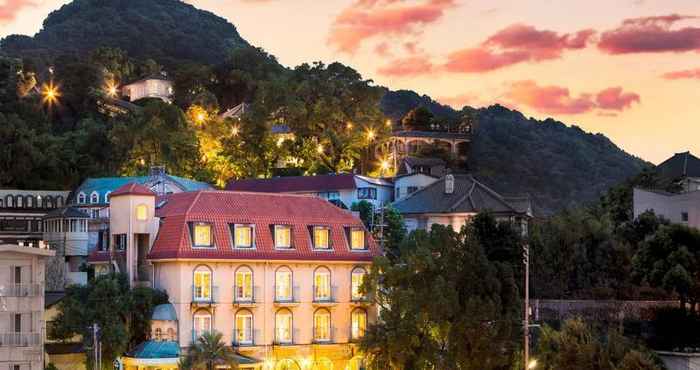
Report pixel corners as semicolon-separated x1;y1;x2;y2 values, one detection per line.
231;126;240;136
528;359;538;369
366;128;375;141
41;82;60;106
380;159;390;171
105;80;119;98
317;144;324;154
196;112;206;123
346;122;353;130
385;119;392;127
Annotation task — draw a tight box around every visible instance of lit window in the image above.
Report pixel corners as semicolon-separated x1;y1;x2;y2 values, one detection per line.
193;268;212;301
90;192;99;204
275;268;293;301
235;267;253;302
351;267;367;301
313;309;331;342
314;267;332;301
275;309;293;344
155;328;162;341
193;310;212;340
313;226;330;249
192;223;212;247
235;310;253;345
350;228;365;250
135;204;148;221
351;309;367;340
274;225;292;248
115;234;127;250
233;224;254;248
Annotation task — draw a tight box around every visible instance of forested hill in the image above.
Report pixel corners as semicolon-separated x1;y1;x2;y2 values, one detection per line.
381;91;649;214
0;0;249;65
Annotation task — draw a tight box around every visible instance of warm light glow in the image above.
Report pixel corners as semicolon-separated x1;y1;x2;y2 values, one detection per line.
41;82;60;106
105;80;118;97
380;159;390;171
299;358;312;369
317;144;324;154
385;119;392;127
367;128;375;140
231;126;240;136
346;122;353;129
277;137;285;147
196;112;206;123
528;359;538;369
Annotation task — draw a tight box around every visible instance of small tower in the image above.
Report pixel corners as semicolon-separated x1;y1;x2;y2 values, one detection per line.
108;183;157;287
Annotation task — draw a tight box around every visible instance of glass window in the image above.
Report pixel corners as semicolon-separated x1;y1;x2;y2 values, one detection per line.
193;223;212;247
351;309;367;340
235;310;253;345
275;268;293;301
193;268;212;301
275;309;293;344
314;267;331;301
351;268;367;301
275;225;292;248
235;267;253;302
314;309;331;342
357;187;377;200
136;204;148;221
90;192;99;204
155;328;162;341
313;226;330;249
682;212;689;222
407;186;419;194
193;311;212;339
234;224;254;248
350;229;365;250
115;234;127;250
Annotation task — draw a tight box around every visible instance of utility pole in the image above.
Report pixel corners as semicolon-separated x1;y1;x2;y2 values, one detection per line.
523;243;530;370
92;323;101;370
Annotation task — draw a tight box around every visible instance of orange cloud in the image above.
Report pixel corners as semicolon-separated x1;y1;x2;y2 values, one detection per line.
662;68;700;79
445;24;595;73
0;0;36;23
328;0;456;53
599;14;700;54
377;55;434;77
504;80;640;115
438;93;482;108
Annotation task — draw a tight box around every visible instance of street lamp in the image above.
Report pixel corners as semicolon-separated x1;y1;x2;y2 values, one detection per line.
528;359;538;369
41;82;60;106
366;128;376;141
317;143;324;154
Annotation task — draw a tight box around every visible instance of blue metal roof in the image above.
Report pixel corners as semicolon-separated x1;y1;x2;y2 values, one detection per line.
151;303;177;321
73;175;211;204
125;341;180;359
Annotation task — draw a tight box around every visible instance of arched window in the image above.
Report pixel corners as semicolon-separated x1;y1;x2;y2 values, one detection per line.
135;204;148;221
154;328;162;341
313;266;332;302
78;192;86;204
95;265;108;276
193;266;213;302
274;266;293;302
45;196;53;208
104;192;111;204
166;328;176;341
192;309;212;341
234;309;253;345
313;308;331;342
351;308;367;340
90;191;99;204
351;267;368;301
56;196;63;207
234;266;253;303
15;195;23;208
5;195;12;207
25;196;34;208
275;309;293;344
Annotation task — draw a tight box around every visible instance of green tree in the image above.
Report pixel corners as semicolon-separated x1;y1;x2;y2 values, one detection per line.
180;331;238;370
89;47;134;83
361;224;521;369
401;106;434;131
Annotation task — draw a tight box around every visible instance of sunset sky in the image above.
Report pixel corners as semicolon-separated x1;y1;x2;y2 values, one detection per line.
2;0;700;164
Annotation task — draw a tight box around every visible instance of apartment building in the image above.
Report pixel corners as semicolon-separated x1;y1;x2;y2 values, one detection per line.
0;242;55;370
89;184;379;370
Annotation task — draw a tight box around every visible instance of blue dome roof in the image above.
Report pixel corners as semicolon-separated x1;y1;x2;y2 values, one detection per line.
151;303;177;321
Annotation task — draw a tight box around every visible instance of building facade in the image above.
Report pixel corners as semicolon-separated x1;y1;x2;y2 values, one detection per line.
0;190;70;245
89;186;379;370
120;76;173;103
0;242;55;370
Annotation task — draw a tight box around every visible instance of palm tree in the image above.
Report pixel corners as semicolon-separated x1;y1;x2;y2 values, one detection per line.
179;331;239;370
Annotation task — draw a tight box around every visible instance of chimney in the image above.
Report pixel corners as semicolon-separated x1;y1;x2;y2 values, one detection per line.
445;174;454;194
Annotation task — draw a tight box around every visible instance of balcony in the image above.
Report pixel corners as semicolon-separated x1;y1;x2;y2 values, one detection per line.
0;332;41;347
273;328;300;346
232;329;260;347
232;286;260;307
312;327;337;344
351;292;374;305
273;285;300;306
191;285;218;307
312;285;338;306
0;283;42;297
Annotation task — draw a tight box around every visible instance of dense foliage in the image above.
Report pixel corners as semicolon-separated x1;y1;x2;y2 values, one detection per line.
49;273;168;370
179;332;239;370
361;216;523;370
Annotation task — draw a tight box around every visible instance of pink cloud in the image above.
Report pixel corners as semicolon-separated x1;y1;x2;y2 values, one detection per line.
328;0;456;53
445;24;595;73
599;14;700;54
595;87;640;110
374;42;392;57
661;68;700;79
504;80;640;115
0;0;36;23
377;55;434;77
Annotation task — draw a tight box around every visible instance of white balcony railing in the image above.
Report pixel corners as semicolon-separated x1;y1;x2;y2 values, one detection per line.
0;332;41;347
191;285;218;305
313;285;338;303
0;283;42;297
233;286;260;305
232;329;260;347
273;286;300;304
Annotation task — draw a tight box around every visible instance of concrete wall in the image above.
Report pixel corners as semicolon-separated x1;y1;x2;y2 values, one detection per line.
657;352;700;370
634;188;700;229
394;174;438;201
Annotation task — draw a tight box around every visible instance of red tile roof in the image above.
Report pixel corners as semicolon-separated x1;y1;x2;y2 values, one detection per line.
148;191;380;262
225;174;357;193
87;248;125;263
111;183;156;197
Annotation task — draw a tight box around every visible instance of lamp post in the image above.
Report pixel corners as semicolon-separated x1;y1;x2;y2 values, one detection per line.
523;243;533;370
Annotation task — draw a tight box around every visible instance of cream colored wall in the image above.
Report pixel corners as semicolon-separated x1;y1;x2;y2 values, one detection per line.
153;260;375;349
109;194;158;284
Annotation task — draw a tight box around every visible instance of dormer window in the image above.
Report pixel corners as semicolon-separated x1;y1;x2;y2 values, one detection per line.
191;223;213;248
232;224;254;249
90;191;99;204
274;225;292;249
349;228;366;250
312;226;331;250
105;191;111;204
78;192;86;204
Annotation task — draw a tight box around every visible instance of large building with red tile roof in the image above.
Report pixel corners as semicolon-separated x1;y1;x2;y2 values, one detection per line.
88;187;378;370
